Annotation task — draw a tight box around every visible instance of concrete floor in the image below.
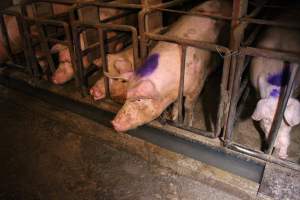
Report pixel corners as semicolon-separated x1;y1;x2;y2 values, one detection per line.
0;85;246;200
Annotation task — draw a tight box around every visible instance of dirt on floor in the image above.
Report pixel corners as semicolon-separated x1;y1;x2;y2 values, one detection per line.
0;85;244;200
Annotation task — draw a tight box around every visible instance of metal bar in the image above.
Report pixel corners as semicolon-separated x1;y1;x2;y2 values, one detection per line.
98;28;110;100
150;7;232;20
225;53;246;143
229;143;300;171
216;55;231;137
23;19;40;79
70;1;142;11
71;25;87;96
223;0;248;143
177;45;186;124
266;64;298;154
166;120;215;138
242;47;300;63
145;32;230;54
138;9;148;60
35;22;56;73
241;17;300;29
15;12;32;75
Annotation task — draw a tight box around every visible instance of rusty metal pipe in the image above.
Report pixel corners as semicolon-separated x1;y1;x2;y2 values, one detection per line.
242;47;300;63
98;28;111;100
145;32;230;54
266;64;299;155
150;7;232;20
177;45;186;124
229;143;300;171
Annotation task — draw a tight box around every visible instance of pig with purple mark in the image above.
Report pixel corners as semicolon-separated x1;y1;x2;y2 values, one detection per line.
250;9;300;159
105;0;232;132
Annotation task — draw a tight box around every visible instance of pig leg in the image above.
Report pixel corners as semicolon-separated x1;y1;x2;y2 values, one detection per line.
183;95;198;126
183;81;204;126
276;132;290;159
171;101;179;121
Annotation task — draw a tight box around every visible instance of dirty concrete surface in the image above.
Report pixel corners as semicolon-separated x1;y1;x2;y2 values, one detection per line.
0;85;244;200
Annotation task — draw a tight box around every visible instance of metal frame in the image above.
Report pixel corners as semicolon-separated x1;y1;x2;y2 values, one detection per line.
71;21;139;96
138;4;232;138
1;0;300;174
224;0;300;171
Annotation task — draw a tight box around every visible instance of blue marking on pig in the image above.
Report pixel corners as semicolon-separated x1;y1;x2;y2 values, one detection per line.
136;53;159;77
270;88;280;97
267;62;290;87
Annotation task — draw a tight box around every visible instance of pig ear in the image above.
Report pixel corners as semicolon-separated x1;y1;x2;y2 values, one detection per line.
284;98;300;126
127;80;159;101
113;58;133;74
258;76;269;98
252;98;271;121
50;44;66;53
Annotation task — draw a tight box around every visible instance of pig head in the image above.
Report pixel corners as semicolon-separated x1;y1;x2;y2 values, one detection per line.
111;79;172;132
252;96;300;159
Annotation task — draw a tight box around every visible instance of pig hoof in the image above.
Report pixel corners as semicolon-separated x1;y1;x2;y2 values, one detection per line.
279;152;288;159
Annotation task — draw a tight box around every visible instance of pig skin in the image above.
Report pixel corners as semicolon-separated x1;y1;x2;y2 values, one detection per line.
111;0;232;132
250;9;300;159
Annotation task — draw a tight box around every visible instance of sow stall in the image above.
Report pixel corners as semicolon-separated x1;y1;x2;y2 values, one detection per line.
0;0;299;199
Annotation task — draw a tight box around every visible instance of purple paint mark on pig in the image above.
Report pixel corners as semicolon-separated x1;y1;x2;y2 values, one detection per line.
267;62;290;87
136;53;159;77
270;88;280;97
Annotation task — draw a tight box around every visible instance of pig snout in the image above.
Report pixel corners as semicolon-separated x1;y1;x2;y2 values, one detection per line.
89;81;106;100
51;63;74;85
111;117;130;132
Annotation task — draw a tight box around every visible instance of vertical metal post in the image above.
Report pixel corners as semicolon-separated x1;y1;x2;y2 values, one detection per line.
98;28;111;99
36;22;56;74
215;54;231;137
138;10;148;61
16;15;32;76
266;64;298;154
177;45;186;124
225;53;246;143
23;19;40;80
130;27;139;69
72;25;87;96
224;0;248;144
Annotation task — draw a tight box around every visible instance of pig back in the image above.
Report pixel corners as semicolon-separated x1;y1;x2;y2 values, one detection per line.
144;0;231;98
250;13;300;95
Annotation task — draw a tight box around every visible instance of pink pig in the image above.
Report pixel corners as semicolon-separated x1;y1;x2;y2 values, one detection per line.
90;47;133;102
250;9;300;159
0;15;22;63
50;6;125;84
110;0;232;132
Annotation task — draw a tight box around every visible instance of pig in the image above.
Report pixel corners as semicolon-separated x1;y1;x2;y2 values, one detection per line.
250;10;300;159
89;47;133;102
109;0;232;132
50;6;125;85
0;15;22;63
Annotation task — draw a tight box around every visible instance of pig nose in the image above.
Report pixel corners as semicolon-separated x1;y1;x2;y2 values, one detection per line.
52;76;58;84
90;88;104;100
111;120;123;132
